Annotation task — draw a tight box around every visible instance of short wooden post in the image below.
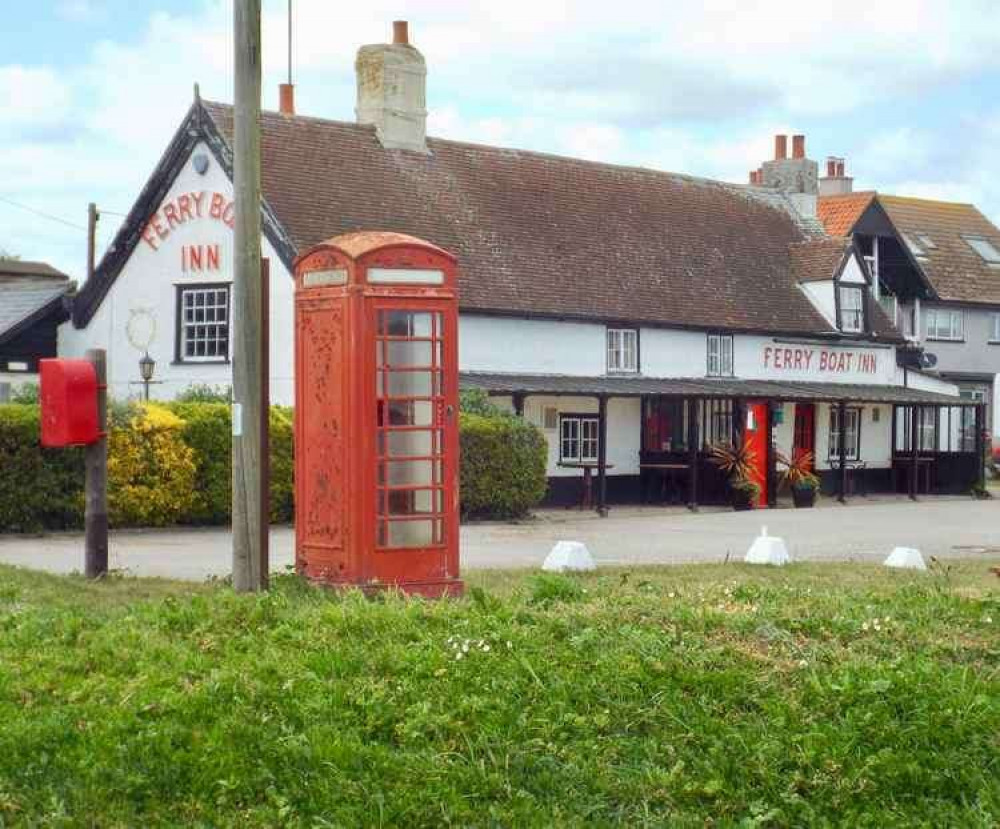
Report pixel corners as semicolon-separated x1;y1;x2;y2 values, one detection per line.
975;403;986;491
85;348;108;579
766;402;777;508
597;395;608;517
838;400;848;504
686;397;699;511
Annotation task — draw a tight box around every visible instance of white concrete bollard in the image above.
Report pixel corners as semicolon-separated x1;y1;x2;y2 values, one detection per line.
884;547;926;570
542;540;597;573
744;525;791;566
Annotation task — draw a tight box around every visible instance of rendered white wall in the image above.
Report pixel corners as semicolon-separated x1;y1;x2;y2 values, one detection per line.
58;142;297;404
813;402;892;471
459;316;605;376
518;394;640;477
637;328;707;378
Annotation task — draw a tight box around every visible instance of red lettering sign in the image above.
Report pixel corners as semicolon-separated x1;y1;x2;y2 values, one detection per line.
764;345;876;375
140;191;235;251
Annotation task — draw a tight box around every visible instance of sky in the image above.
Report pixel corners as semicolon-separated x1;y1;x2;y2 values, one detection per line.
1;0;999;279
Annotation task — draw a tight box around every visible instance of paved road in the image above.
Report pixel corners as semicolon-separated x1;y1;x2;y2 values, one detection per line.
1;496;998;580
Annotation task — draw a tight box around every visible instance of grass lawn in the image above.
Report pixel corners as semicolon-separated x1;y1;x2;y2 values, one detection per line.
1;559;998;827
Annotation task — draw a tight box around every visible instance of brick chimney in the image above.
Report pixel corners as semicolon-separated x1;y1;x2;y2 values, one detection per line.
279;83;295;116
355;20;428;153
819;156;854;196
756;133;819;217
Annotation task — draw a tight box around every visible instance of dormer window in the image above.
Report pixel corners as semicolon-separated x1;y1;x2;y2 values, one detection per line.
838;285;865;333
606;328;638;373
900;233;928;260
964;236;1000;264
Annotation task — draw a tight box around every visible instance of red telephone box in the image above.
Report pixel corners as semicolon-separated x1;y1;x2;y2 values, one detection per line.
293;231;462;597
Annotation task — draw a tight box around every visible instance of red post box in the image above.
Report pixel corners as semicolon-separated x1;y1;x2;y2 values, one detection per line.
294;231;462;597
38;359;100;448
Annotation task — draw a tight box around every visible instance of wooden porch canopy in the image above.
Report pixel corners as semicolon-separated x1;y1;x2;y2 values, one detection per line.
460;372;974;407
461;372;985;514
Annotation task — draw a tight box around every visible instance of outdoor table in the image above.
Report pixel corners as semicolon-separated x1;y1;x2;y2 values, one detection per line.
639;462;691;504
558;462;615;510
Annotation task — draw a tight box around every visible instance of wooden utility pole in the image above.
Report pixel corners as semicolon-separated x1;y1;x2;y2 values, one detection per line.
85;348;108;579
232;0;267;591
86;203;98;282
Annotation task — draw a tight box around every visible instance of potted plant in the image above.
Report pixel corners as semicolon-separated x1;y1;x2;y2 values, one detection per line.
776;449;819;508
708;441;760;510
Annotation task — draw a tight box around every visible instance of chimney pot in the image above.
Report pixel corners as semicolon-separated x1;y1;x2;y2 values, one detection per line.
279;83;295;116
826;157;837;177
836;159;845;177
393;20;409;45
792;134;805;159
774;134;788;160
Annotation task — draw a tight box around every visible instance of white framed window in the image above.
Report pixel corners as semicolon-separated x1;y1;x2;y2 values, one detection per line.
560;414;599;463
828;407;861;461
925;307;964;341
706;334;734;377
177;284;231;362
964;236;1000;264
606;328;638;373
838;285;865;333
990;313;1000;343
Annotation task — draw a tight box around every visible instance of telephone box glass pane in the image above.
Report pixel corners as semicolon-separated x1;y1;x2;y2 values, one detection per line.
386;341;433;366
376;308;447;550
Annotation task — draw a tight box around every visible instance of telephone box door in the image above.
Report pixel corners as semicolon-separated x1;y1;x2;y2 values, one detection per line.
745;401;769;507
370;299;459;585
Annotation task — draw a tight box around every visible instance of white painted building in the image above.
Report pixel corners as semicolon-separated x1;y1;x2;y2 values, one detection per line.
59;22;985;510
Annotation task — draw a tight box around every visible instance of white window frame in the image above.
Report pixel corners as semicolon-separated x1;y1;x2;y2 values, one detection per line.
838;285;865;333
560;414;600;464
829;407;861;461
706;334;734;377
925;307;964;342
990;312;1000;344
177;284;231;362
606;328;638;373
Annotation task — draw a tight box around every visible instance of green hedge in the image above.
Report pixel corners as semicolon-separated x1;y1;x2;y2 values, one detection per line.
0;397;544;531
164;403;295;525
0;405;85;532
459;412;548;519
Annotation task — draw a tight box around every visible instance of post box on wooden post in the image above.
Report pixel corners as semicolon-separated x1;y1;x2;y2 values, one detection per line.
293;231;462;597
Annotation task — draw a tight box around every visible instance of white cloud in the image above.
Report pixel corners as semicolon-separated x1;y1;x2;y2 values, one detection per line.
0;66;72;128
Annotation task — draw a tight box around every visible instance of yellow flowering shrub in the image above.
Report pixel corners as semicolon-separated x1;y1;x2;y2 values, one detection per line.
108;403;197;527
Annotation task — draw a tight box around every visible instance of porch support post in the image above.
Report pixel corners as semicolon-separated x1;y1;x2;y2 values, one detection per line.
597;395;609;517
838;400;848;504
687;397;699;512
975;403;986;491
766;401;777;509
910;406;919;501
513;392;525;418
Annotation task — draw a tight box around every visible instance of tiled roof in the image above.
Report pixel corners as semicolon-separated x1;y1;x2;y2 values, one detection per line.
200;101;850;338
877;195;1000;305
461;371;966;405
0;258;70;285
789;238;850;284
0;282;71;343
816;192;876;237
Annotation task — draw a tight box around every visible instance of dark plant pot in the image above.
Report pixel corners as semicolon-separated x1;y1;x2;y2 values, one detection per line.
731;488;757;511
792;485;817;508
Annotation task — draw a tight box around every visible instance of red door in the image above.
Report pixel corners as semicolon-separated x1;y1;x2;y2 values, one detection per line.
744;401;768;507
369;299;459;586
793;403;816;469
